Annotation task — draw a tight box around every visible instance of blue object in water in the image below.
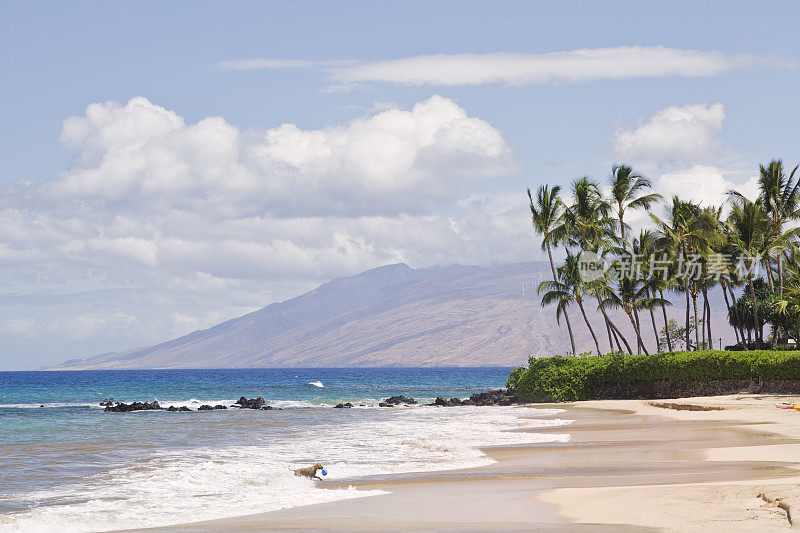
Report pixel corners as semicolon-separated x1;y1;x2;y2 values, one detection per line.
320;469;327;476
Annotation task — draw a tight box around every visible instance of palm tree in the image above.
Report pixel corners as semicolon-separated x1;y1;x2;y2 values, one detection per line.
538;251;602;355
632;230;666;352
529;185;577;355
600;274;669;355
651;197;717;350
554;177;632;354
609;165;662;247
730;160;800;296
726;198;771;346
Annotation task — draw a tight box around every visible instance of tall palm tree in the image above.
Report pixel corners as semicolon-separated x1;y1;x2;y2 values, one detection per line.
730;160;800;296
609;165;662;247
554;177;632;354
651;197;717;350
632;230;665;352
529;185;577;355
726;198;771;346
538;251;603;355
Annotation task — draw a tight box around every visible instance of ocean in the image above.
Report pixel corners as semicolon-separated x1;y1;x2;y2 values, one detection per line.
0;368;571;532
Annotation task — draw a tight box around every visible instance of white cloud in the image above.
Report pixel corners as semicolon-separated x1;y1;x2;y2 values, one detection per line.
48;95;514;217
221;47;794;86
0;96;537;367
656;165;759;207
612;103;726;163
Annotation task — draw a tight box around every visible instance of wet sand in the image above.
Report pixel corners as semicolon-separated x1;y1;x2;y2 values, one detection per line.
126;395;800;532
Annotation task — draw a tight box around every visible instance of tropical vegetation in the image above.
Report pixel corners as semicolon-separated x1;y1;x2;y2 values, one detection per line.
507;350;800;402
529;159;800;356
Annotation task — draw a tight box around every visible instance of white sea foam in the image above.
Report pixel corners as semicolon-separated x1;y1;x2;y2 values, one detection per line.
0;406;571;532
307;381;324;388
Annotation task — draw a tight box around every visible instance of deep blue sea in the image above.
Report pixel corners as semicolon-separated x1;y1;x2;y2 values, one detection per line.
0;368;571;532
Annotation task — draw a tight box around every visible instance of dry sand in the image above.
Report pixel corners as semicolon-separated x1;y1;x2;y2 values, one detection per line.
125;394;800;532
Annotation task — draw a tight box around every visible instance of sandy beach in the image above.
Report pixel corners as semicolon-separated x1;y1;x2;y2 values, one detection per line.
119;394;800;532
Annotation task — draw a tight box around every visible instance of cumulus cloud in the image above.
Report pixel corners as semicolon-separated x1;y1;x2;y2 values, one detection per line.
48;96;514;217
220;47;794;86
0;96;535;367
612;103;726;163
655;165;759;208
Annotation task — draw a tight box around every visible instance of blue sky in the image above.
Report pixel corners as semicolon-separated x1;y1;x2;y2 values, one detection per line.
1;1;799;369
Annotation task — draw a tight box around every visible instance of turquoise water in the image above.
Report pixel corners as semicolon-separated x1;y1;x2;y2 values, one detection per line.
0;368;571;532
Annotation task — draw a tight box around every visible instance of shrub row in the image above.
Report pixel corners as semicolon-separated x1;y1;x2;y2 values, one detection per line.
507;350;800;403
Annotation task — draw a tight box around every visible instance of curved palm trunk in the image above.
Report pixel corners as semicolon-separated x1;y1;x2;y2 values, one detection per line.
720;281;741;346
659;289;673;352
627;310;649;355
576;298;601;355
604;311;633;355
546;242;576;355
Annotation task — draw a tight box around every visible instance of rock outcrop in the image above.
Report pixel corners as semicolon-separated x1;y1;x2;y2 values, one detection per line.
381;394;417;405
428;390;518;407
234;396;265;409
104;400;160;412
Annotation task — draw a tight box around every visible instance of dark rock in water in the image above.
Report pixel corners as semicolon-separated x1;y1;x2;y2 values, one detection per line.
334;402;353;408
198;405;213;411
468;389;518;406
235;396;265;409
166;406;191;412
381;395;417;406
214;404;227;410
105;400;161;412
378;402;394;407
426;390;518;407
39;404;45;408
99;398;115;407
262;405;273;410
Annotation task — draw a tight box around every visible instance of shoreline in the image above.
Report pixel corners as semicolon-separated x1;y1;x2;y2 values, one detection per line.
123;394;800;532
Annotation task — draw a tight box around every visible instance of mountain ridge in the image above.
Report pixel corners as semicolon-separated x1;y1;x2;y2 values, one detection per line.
46;261;736;370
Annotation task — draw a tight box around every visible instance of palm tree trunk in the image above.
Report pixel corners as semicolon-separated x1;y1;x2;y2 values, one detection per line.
576;298;601;355
703;286;713;349
546;243;576;355
684;282;692;350
727;285;748;346
606;314;634;355
691;291;700;350
628;311;649;355
748;273;761;345
720;281;740;346
649;307;661;353
633;309;642;354
701;295;707;349
765;259;776;291
659;289;673;352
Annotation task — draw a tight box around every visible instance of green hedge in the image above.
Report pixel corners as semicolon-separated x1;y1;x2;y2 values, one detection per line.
509;350;800;402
